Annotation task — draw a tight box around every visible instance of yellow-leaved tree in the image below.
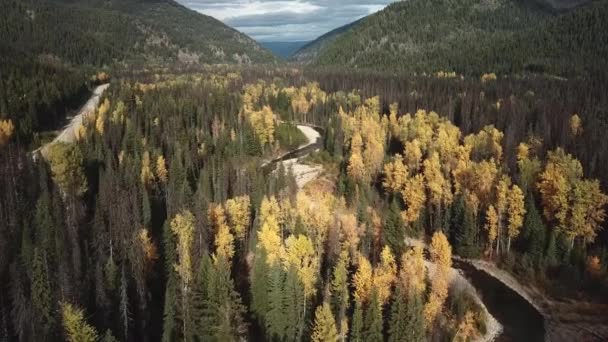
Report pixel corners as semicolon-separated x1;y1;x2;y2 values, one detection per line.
373;246;397;305
225;195;251;241
425;232;452;328
61;303;99;342
383;154;408;194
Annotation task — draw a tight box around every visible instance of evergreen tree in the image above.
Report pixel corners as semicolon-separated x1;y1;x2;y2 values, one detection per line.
266;263;286;340
383;199;405;256
522;194;546;265
389;286;425;342
250;247;269;324
61;303;99;342
283;265;305;341
363;291;383;342
311;302;339;342
350;301;364;342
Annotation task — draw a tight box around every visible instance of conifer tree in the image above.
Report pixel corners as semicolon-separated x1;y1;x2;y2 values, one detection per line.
363;291;383;342
61;303;99;342
311;302;339;342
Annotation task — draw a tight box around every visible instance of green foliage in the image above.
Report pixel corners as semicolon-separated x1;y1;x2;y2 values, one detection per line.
275;122;308;151
61;303;99;342
384;199;405;255
310;0;608;77
47;142;88;196
389;286;424;342
363;291;383;342
522;194;547;265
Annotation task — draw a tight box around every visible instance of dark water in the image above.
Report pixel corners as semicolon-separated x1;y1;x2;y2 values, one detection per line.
452;260;546;341
262;125;324;173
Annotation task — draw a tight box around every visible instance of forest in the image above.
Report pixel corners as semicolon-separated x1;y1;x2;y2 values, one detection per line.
1;67;607;342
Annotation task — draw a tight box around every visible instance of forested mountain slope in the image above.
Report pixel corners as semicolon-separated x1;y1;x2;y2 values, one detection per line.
309;0;608;77
0;0;275;67
291;19;362;63
0;0;276;145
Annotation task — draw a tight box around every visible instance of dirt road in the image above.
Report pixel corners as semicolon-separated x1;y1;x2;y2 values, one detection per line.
35;83;109;158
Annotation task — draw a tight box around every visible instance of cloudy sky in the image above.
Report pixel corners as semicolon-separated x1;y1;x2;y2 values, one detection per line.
177;1;396;42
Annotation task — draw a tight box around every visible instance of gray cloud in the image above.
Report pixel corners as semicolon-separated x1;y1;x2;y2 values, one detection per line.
176;1;396;42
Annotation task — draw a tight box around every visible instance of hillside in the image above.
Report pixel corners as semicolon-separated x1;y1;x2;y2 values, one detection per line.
308;0;607;77
291;19;362;63
0;0;276;67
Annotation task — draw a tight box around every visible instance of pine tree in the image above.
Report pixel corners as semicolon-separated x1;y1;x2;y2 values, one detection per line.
266;263;286;340
250;246;270;323
363;291;383;342
522;194;546;265
389;286;424;342
283;265;305;342
311;302;339;342
384;199;405;256
350;301;364;342
61;303;99;342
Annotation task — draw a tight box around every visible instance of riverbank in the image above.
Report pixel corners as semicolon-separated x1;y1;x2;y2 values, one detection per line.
406;238;503;342
467;259;608;341
271;124;323;189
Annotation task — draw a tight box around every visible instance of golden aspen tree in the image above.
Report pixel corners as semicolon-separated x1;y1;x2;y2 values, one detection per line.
399;246;426;296
424;152;452;229
311;302;339;342
383;154;409;194
373;246;397;305
296;192;333;256
401;174;427;223
74;123;87;142
95;99;110;135
425;232;452;328
225;195;251;241
537;148;582;230
48;143;88;196
494;176;510;256
156;155;168;184
0;119;14;146
569;114;583;136
353;255;373;304
258;197;283;265
170;210;195;288
347;132;366;182
140;151;155;186
339;213;360;255
262;105;275;145
138;228;158;270
569;179;608;245
484;205;498;257
363;136;385;179
464;125;504;161
404;139;423;171
209;204;235;262
506;185;526;253
283;235;319;299
453;311;478;342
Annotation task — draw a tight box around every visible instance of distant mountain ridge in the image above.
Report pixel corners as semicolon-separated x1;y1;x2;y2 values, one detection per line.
260;41;310;59
296;0;606;77
0;0;276;68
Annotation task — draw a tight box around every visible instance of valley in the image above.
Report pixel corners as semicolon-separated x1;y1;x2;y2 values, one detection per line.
1;0;608;341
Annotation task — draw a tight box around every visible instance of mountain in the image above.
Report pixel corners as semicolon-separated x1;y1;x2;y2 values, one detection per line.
291;19;362;63
0;0;276;68
304;0;607;77
260;41;310;59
